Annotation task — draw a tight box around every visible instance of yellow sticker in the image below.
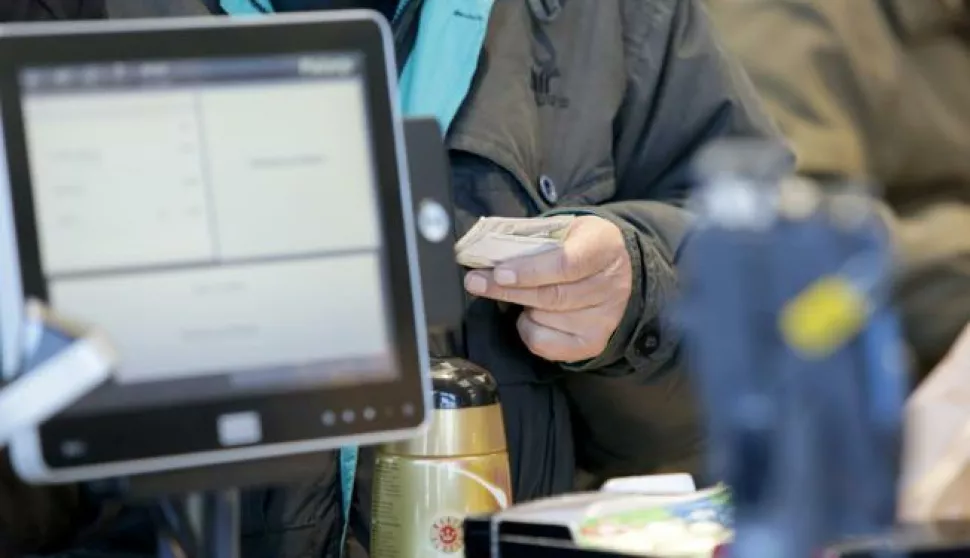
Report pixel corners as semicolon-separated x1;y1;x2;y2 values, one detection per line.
779;276;867;359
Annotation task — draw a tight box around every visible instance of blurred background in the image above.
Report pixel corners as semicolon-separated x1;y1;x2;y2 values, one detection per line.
706;0;970;379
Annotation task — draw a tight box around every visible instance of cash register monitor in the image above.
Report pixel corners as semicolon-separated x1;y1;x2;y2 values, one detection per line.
0;13;430;483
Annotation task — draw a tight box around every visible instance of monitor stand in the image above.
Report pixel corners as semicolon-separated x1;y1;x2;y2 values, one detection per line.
154;489;240;558
85;452;338;558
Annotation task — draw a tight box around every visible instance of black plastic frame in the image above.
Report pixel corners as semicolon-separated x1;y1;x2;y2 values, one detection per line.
0;15;425;470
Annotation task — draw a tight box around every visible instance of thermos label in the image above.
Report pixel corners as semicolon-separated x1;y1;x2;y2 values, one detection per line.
371;454;512;558
429;515;464;554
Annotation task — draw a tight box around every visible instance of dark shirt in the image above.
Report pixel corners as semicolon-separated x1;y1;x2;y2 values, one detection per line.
0;0;106;21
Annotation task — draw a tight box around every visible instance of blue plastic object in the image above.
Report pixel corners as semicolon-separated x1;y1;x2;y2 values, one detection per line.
679;150;907;558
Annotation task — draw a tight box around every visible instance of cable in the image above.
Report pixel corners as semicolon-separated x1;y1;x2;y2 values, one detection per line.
153;497;200;557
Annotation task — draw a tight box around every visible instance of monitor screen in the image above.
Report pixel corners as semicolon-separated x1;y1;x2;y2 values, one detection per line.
15;53;397;415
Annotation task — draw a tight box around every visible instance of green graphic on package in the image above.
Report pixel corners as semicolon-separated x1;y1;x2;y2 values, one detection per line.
576;485;733;556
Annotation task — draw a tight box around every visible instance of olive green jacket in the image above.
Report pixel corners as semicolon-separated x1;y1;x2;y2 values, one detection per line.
707;0;970;371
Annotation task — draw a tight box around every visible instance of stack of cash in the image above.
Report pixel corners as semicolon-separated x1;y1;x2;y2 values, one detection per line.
455;216;575;269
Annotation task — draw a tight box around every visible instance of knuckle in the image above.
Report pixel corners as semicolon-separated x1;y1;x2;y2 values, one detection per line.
614;278;631;298
606;256;627;276
556;252;572;280
591;335;610;356
534;344;559;362
520;329;547;356
516;314;536;342
571;343;595;362
539;284;568;309
518;318;558;360
606;262;632;294
535;288;552;308
535;285;558;309
553;285;569;308
582;327;611;357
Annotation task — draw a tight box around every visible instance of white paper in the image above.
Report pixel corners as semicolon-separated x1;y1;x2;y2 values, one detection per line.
601;473;698;496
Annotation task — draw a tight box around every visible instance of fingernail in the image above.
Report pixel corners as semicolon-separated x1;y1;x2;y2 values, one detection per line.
495;268;517;286
465;273;487;294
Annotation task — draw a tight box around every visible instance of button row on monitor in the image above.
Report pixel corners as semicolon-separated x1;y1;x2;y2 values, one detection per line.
61;401;422;456
218;411;263;447
320;404;414;427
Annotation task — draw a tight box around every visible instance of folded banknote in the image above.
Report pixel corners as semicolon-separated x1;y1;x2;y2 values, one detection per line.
455;216;575;269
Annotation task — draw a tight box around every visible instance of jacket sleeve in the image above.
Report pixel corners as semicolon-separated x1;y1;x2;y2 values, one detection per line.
547;0;790;378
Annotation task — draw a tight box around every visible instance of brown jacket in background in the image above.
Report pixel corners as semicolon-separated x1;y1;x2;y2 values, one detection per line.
706;0;970;374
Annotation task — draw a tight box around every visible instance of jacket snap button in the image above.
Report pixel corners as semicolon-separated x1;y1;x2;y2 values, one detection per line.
538;175;558;204
637;329;660;357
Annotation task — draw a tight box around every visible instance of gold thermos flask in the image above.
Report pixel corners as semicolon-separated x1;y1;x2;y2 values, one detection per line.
371;357;512;558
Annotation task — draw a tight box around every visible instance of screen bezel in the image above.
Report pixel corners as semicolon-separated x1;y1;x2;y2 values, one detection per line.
0;12;429;482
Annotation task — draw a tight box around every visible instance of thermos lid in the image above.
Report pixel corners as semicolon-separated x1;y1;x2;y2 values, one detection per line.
381;358;507;458
431;357;500;409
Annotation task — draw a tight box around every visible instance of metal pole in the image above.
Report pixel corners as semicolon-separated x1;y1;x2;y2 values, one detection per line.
203;489;241;558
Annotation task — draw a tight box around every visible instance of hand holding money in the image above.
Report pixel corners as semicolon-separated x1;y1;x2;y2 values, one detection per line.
458;215;633;363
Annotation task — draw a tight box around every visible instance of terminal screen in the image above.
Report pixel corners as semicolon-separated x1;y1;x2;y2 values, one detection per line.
16;53;397;413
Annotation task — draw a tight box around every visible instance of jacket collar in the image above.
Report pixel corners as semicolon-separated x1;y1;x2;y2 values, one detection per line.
886;0;969;40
